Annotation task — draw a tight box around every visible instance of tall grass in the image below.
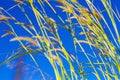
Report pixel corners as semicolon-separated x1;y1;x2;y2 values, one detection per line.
0;0;120;80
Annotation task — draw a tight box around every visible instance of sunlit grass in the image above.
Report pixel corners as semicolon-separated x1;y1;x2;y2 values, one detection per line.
0;0;120;80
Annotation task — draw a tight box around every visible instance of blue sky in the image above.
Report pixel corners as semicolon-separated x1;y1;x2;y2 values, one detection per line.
0;0;120;80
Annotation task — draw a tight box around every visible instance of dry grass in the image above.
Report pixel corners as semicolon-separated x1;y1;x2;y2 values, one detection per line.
0;0;120;80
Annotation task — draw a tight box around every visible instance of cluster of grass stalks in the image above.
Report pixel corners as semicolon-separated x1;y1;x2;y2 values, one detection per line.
0;0;120;80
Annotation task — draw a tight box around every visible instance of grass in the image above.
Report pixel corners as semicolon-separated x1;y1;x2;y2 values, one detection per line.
0;0;120;80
